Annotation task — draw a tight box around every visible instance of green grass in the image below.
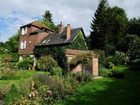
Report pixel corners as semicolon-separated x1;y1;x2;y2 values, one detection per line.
58;66;140;105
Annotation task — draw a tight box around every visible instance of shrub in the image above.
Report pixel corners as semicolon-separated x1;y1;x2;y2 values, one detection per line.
3;84;20;105
34;46;68;75
129;59;140;70
105;61;114;69
0;67;20;80
0;54;13;63
16;57;33;70
100;68;112;77
33;74;81;104
109;69;125;79
37;55;58;75
73;72;92;83
105;51;128;66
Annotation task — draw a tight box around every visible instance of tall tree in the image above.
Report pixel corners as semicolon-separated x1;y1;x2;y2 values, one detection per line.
89;0;128;53
127;18;140;37
5;32;19;53
42;10;53;23
90;0;108;50
107;6;128;51
42;10;58;31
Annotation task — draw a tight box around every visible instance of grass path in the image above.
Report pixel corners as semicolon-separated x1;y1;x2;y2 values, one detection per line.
59;68;140;105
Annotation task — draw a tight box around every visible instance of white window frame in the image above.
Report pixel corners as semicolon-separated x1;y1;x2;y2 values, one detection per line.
24;41;26;49
21;27;27;35
20;41;24;49
20;40;27;49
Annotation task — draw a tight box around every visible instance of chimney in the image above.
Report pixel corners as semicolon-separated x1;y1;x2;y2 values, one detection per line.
58;21;64;33
66;24;71;40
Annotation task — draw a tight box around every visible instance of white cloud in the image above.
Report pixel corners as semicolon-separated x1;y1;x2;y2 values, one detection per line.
0;0;140;42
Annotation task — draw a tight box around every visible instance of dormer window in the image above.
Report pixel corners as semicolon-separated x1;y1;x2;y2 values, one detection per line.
21;27;27;35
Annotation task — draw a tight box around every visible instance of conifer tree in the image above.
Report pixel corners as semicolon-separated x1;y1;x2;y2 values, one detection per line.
90;0;108;50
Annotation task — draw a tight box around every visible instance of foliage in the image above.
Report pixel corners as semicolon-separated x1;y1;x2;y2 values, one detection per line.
129;59;140;71
89;0;128;51
90;0;108;50
34;46;68;75
105;51;129;66
127;18;140;37
73;72;92;83
42;10;58;31
68;31;88;50
104;61;114;69
104;44;115;56
108;69;125;79
4;32;19;53
94;50;105;67
126;35;140;61
106;6;128;51
0;54;13;63
43;10;53;23
3;84;20;105
100;68;112;77
16;57;34;70
37;55;59;75
69;53;92;69
33;74;80;104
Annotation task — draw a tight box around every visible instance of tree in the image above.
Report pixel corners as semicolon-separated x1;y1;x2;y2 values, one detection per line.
42;10;53;23
34;46;68;75
106;6;128;51
127;18;140;37
42;10;58;31
89;0;128;53
90;0;108;50
4;32;19;53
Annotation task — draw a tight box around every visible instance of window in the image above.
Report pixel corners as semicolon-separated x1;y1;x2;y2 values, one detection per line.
20;41;24;49
20;41;26;49
21;27;27;35
24;41;26;48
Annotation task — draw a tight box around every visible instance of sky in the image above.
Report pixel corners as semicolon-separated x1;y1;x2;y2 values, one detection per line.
0;0;140;42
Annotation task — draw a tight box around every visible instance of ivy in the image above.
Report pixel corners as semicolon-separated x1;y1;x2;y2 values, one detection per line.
68;31;88;50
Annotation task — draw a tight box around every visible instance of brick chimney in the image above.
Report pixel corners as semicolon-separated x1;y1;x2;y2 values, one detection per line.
66;24;71;40
58;21;64;33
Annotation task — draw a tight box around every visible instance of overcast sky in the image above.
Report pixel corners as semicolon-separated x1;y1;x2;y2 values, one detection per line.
0;0;140;42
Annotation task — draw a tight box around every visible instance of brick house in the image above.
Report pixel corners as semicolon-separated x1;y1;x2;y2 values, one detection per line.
18;21;99;76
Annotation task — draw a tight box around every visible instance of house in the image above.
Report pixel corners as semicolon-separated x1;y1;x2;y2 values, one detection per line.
18;21;99;76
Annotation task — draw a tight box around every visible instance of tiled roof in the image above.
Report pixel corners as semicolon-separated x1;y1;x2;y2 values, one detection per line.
37;27;83;46
21;21;54;32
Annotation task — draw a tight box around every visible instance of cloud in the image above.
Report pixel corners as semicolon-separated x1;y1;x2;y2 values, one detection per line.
0;0;140;42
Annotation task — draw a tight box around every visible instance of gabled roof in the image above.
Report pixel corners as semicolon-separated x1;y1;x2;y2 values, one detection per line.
37;27;84;46
20;21;54;32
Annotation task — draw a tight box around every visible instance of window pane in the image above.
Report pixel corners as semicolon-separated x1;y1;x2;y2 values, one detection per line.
21;28;24;35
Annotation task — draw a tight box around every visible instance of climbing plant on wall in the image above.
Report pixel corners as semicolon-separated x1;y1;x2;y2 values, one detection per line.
68;31;88;50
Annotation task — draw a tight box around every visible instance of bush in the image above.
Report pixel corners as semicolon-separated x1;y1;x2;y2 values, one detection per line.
32;74;81;104
34;46;68;75
129;59;140;70
0;54;13;63
105;51;128;66
16;57;33;70
73;72;92;83
105;61;114;69
37;55;59;75
100;68;112;77
109;69;125;79
0;67;20;80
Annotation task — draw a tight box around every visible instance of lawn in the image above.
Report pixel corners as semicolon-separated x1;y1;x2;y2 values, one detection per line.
58;66;140;105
